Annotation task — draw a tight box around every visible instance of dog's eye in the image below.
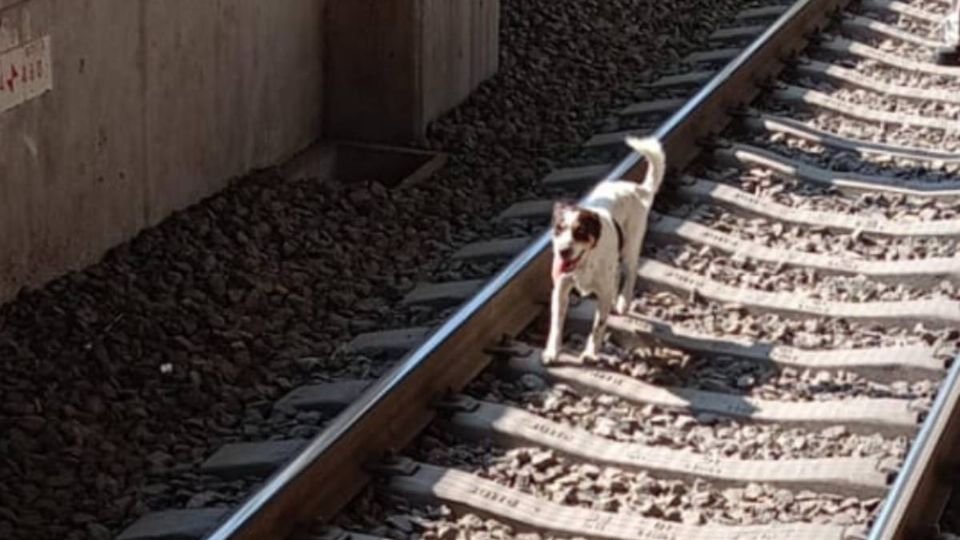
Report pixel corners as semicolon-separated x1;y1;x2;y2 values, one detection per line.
572;225;590;241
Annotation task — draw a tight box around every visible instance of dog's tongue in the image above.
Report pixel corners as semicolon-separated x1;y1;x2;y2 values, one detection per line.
552;256;576;282
552;257;563;282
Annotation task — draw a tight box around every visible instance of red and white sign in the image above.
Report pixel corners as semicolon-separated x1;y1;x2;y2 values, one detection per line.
0;35;52;114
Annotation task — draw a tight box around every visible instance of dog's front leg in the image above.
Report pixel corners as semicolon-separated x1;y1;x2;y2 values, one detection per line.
543;277;573;364
582;294;612;362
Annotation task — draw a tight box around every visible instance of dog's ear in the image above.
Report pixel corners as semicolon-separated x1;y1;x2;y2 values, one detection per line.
553;202;571;225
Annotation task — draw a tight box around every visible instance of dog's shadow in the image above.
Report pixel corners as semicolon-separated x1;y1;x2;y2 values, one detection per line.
535;298;773;410
604;314;780;395
571;297;909;417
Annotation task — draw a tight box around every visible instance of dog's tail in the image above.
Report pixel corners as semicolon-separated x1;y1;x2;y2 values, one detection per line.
625;136;666;193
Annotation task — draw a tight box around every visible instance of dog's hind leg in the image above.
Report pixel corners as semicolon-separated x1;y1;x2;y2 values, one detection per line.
582;294;612;362
615;227;644;314
543;277;573;364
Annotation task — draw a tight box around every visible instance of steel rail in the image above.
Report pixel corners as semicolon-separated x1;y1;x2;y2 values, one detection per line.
868;355;960;540
203;0;846;538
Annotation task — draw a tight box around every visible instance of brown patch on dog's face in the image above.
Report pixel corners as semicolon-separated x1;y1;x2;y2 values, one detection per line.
551;204;602;278
572;209;600;245
553;203;600;242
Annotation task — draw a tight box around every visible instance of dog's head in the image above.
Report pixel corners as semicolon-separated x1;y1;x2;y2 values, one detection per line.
551;202;601;281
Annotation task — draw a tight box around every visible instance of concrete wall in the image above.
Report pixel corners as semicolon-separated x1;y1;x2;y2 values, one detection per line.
421;0;499;123
326;0;499;143
0;0;324;301
0;0;499;303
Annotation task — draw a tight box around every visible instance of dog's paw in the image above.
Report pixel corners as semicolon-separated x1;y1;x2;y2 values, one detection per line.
614;296;631;315
579;343;599;363
541;347;559;365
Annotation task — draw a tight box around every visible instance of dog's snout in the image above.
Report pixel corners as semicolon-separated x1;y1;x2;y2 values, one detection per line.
559;248;573;260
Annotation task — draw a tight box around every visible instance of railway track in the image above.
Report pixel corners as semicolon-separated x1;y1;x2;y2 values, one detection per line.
116;0;960;539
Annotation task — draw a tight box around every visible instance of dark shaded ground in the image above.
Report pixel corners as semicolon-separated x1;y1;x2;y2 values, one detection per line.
0;0;759;538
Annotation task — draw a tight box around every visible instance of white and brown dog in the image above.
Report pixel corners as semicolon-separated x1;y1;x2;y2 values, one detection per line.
542;136;665;364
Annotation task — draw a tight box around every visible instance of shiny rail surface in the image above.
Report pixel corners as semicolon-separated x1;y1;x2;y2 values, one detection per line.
869;356;960;540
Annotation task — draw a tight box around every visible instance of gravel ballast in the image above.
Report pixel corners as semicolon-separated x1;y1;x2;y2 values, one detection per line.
0;0;762;538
